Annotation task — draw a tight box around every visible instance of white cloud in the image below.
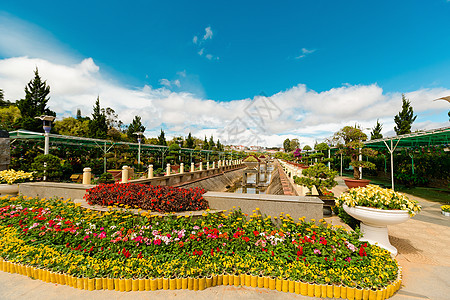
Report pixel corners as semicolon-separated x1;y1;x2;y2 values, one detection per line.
0;56;448;147
198;48;204;56
203;26;213;40
192;36;198;44
1;56;448;146
206;54;213;60
295;48;316;59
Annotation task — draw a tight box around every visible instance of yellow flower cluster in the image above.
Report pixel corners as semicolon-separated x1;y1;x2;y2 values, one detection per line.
441;205;450;213
336;185;421;216
0;169;34;185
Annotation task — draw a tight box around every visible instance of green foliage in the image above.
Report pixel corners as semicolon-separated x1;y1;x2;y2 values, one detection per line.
98;172;114;184
303;145;312;151
31;154;62;180
370;119;383;140
283;138;291;152
0;105;21;131
185;132;195;148
203;136;209;150
126;115;145;142
53;117;89;137
294;163;338;192
88;97;108;139
394;94;417;135
333;125;377;179
15;68;56;131
157;129;167;146
209;135;215;149
394;173;429;187
314;142;329;151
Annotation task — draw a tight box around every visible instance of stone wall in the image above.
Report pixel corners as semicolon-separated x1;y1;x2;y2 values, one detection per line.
204;191;323;222
0;130;10;171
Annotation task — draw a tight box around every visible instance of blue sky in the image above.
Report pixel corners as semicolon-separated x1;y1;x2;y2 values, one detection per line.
0;1;449;147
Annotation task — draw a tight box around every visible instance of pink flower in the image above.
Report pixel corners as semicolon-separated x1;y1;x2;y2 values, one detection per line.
154;239;162;245
83;235;90;241
313;249;321;255
345;257;352;262
98;231;106;239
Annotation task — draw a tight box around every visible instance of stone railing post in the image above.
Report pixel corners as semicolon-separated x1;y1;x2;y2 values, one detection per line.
212;161;216;169
199;162;203;171
82;167;91;185
191;162;194;172
148;164;153;179
166;163;171;176
121;166;129;183
207;162;210;170
180;163;184;174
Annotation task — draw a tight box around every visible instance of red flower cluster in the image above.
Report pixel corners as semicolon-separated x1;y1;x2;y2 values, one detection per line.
84;183;208;212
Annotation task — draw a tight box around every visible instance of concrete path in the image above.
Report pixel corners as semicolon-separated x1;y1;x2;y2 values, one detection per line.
0;178;449;299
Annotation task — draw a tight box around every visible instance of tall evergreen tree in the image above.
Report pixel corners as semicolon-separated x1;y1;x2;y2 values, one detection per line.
203;136;209;150
216;139;223;151
185;132;195;148
15;68;56;131
209;135;215;149
394;94;417;135
88;96;108;139
157;129;167;146
126;115;146;142
370;119;383;140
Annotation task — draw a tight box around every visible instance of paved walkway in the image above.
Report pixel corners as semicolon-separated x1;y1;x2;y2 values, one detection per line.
0;178;449;299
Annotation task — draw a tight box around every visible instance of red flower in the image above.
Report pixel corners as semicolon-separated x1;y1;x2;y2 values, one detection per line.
359;246;367;257
296;246;303;257
253;230;259;236
242;236;250;242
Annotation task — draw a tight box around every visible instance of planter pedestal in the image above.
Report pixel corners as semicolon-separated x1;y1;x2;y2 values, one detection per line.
360;223;398;255
343;205;410;256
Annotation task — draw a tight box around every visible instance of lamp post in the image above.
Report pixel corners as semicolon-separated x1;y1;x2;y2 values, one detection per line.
134;132;144;171
35;115;55;181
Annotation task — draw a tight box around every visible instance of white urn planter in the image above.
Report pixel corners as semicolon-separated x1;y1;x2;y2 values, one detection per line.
343;204;410;256
0;184;19;196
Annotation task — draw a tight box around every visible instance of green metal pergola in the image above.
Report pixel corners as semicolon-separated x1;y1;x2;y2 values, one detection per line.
362;126;449;190
329;126;449;190
8;130;224;173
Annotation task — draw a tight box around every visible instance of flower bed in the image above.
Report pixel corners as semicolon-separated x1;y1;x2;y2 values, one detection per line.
84;183;208;212
336;185;421;216
0;195;400;296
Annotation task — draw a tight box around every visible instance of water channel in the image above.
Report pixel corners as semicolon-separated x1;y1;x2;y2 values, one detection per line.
226;164;274;194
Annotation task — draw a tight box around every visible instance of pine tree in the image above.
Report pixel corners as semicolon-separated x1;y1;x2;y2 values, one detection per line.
15;68;56;131
209;135;215;149
185;132;195;148
203;136;209;150
88;96;108;139
216;139;223;151
394;94;417;135
157;129;167;146
76;109;82;120
126;115;146;142
370;119;383;140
